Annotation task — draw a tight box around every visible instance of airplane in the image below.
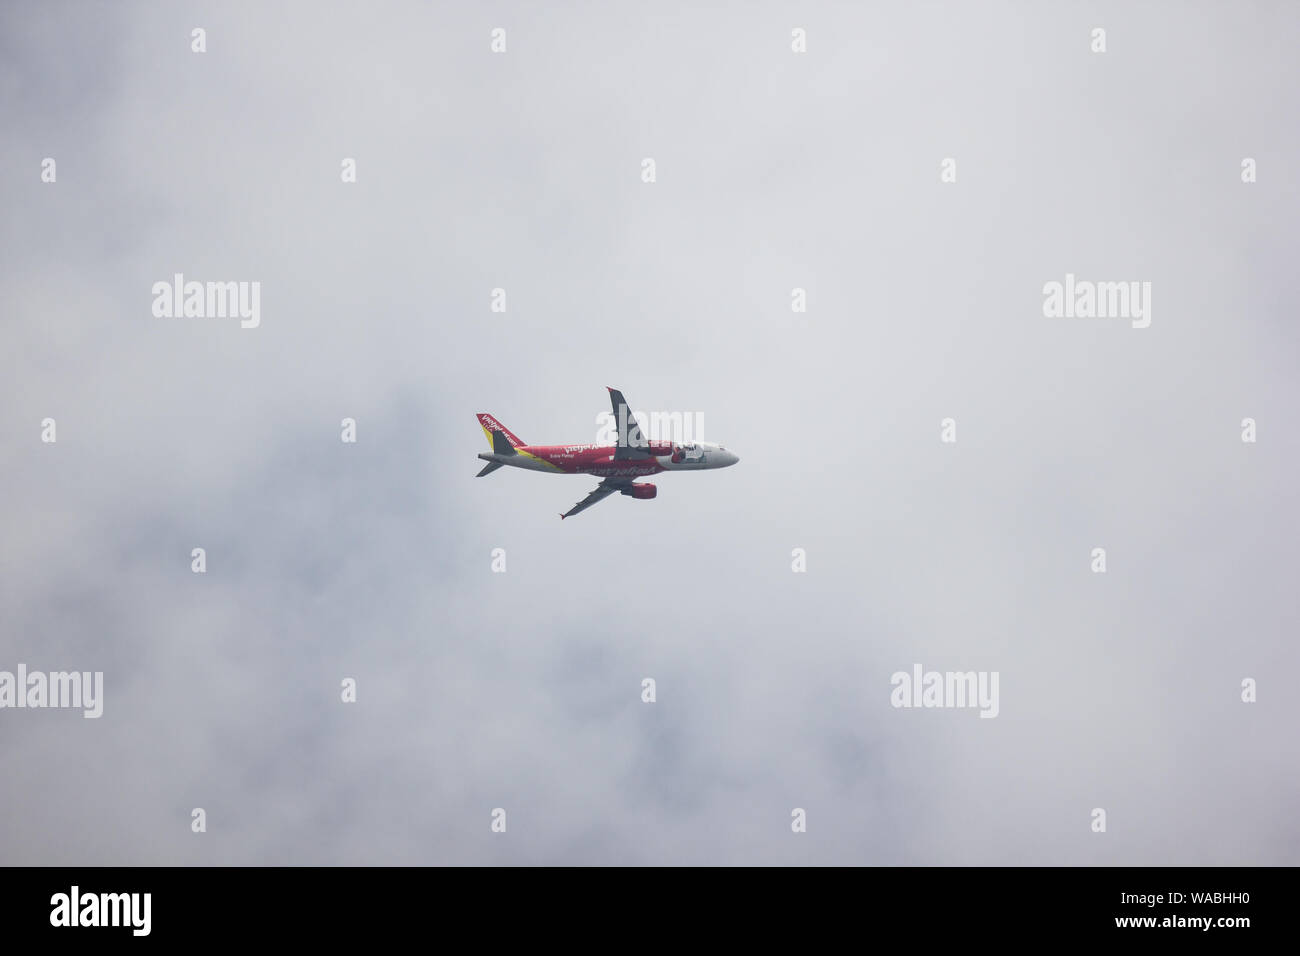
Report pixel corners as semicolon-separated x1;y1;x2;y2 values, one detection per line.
475;387;740;519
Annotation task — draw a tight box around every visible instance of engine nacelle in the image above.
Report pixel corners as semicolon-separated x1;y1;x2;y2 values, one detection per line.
621;482;657;500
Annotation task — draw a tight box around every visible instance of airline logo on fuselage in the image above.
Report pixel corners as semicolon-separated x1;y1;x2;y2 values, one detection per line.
591;465;658;476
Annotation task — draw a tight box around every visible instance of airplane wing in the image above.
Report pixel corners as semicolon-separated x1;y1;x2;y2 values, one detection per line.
608;387;650;460
560;478;629;519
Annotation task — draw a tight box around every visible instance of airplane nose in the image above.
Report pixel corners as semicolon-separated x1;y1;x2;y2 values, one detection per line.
726;451;740;466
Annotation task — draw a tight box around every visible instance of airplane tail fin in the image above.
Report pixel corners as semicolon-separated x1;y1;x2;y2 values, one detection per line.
476;413;524;449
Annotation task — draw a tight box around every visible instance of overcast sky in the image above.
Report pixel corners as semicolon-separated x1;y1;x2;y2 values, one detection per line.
2;1;1297;865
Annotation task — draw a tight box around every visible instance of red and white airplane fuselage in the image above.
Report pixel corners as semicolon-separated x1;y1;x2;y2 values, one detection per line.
479;438;738;478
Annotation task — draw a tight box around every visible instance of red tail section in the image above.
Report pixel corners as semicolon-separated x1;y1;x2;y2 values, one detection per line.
476;413;524;448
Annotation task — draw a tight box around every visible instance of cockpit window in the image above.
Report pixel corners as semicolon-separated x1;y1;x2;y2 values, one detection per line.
672;442;704;462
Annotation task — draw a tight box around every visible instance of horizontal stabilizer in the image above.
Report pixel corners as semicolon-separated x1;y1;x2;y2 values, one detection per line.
476;461;504;477
491;429;516;456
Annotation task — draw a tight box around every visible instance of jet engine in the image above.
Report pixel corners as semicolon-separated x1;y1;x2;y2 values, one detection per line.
621;482;658;500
